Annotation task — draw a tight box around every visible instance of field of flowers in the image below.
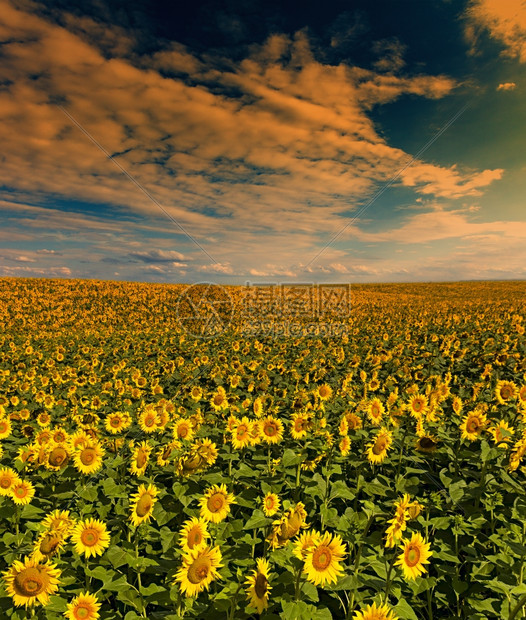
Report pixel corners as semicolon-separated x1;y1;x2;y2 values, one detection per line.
1;277;526;620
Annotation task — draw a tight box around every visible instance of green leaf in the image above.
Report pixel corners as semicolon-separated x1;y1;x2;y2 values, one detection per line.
393;599;419;620
244;509;272;529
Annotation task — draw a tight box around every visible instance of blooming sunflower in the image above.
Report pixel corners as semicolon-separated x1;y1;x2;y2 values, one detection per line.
367;398;385;426
199;484;235;523
179;517;209;553
41;509;76;537
0;467;21;496
65;591;101;620
303;531;347;586
210;386;228;412
130;484;158;527
245;558;271;614
104;411;131;434
0;416;12;439
259;416;284;444
32;530;66;563
353;602;398;620
130;441;152;475
174;545;222;597
460;410;487;441
139;407;159;433
495;380;518;405
262;492;280;517
290;413;310;439
11;479;35;505
2;556;61;608
71;519;111;558
317;384;333;401
231;417;252;450
174;419;194;442
366;428;393;465
339;436;351;456
395;532;433;580
293;530;321;560
73;442;104;475
408;394;428;417
489;420;514;447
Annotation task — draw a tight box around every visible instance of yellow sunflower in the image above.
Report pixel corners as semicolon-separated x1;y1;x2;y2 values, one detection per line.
245;558;271;614
0;416;12;439
179;517;209;553
353;601;398;620
293;530;321;560
367;398;385;425
104;411;131;434
303;531;347;586
415;434;438;453
262;492;280;517
130;484;159;527
199;484;235;523
2;556;61;608
489;420;514;447
174;419;194;442
0;467;21;496
41;509;76;537
45;443;70;471
339;436;351;456
268;502;308;549
65;592;101;620
130;441;152;475
71;519;111;558
495;380;518;405
231;417;252;450
259;416;284;444
32;530;66;563
138;407;159;433
460;410;487;441
290;413;311;440
316;384;333;401
174;545;222;597
11;479;35;505
395;532;433;580
210;386;228;412
366;428;393;465
384;514;407;548
74;442;104;475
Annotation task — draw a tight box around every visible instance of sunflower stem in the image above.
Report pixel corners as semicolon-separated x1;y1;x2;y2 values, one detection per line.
294;566;303;601
383;551;397;604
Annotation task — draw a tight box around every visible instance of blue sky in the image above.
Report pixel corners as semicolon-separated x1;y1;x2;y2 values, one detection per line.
0;0;525;283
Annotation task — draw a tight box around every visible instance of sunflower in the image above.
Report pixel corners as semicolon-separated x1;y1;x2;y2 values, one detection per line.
174;545;222;597
290;413;310;439
11;479;35;505
210;386;228;412
104;411;131;434
231;417;252;450
65;592;101;620
303;531;347;586
179;517;209;553
489;420;514;447
366;428;393;465
174;419;194;442
2;556;61;608
345;412;363;430
395;532;433;580
408;394;428;417
130;484;158;527
259;416;284;444
139;408;159;433
253;397;264;417
71;519;111;558
0;416;12;439
415;434;438;453
262;492;280;517
353;602;398;620
293;530;321;560
339;436;351;456
268;502;308;549
495;380;518;405
74;442;104;475
130;441;152;475
384;513;407;548
46;443;70;470
245;558;271;614
32;530;66;563
199;484;235;523
367;398;384;426
41;510;76;537
0;467;21;496
317;384;333;401
460;410;487;441
190;386;203;401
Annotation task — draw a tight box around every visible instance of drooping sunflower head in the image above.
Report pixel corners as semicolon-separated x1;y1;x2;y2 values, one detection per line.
32;530;65;563
245;558;271;614
2;556;61;608
130;484;159;527
415;434;438;453
46;443;70;470
40;509;76;537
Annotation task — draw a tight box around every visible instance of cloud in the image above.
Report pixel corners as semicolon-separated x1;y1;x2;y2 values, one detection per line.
465;0;526;62
497;81;517;90
128;249;185;263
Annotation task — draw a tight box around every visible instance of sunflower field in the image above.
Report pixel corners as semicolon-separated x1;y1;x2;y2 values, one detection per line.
1;277;526;620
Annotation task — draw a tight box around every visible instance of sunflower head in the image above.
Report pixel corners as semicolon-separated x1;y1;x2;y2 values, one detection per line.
3;557;61;608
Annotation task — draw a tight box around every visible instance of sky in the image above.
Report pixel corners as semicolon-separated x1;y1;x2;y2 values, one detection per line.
0;0;525;284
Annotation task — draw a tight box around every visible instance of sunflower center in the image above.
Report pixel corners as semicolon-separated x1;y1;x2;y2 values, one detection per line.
14;567;46;596
213;395;224;406
145;416;155;427
237;425;249;439
466;418;480;433
188;528;202;549
188;557;211;584
264;424;276;436
420;437;436;449
0;477;12;489
413;400;423;412
312;546;332;570
501;386;512;399
80;529;99;547
178;425;189;438
254;573;268;598
136;494;153;517
80;448;96;465
207;493;226;513
405;545;421;567
0;422;8;432
14;485;28;498
110;418;120;427
74;605;91;619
